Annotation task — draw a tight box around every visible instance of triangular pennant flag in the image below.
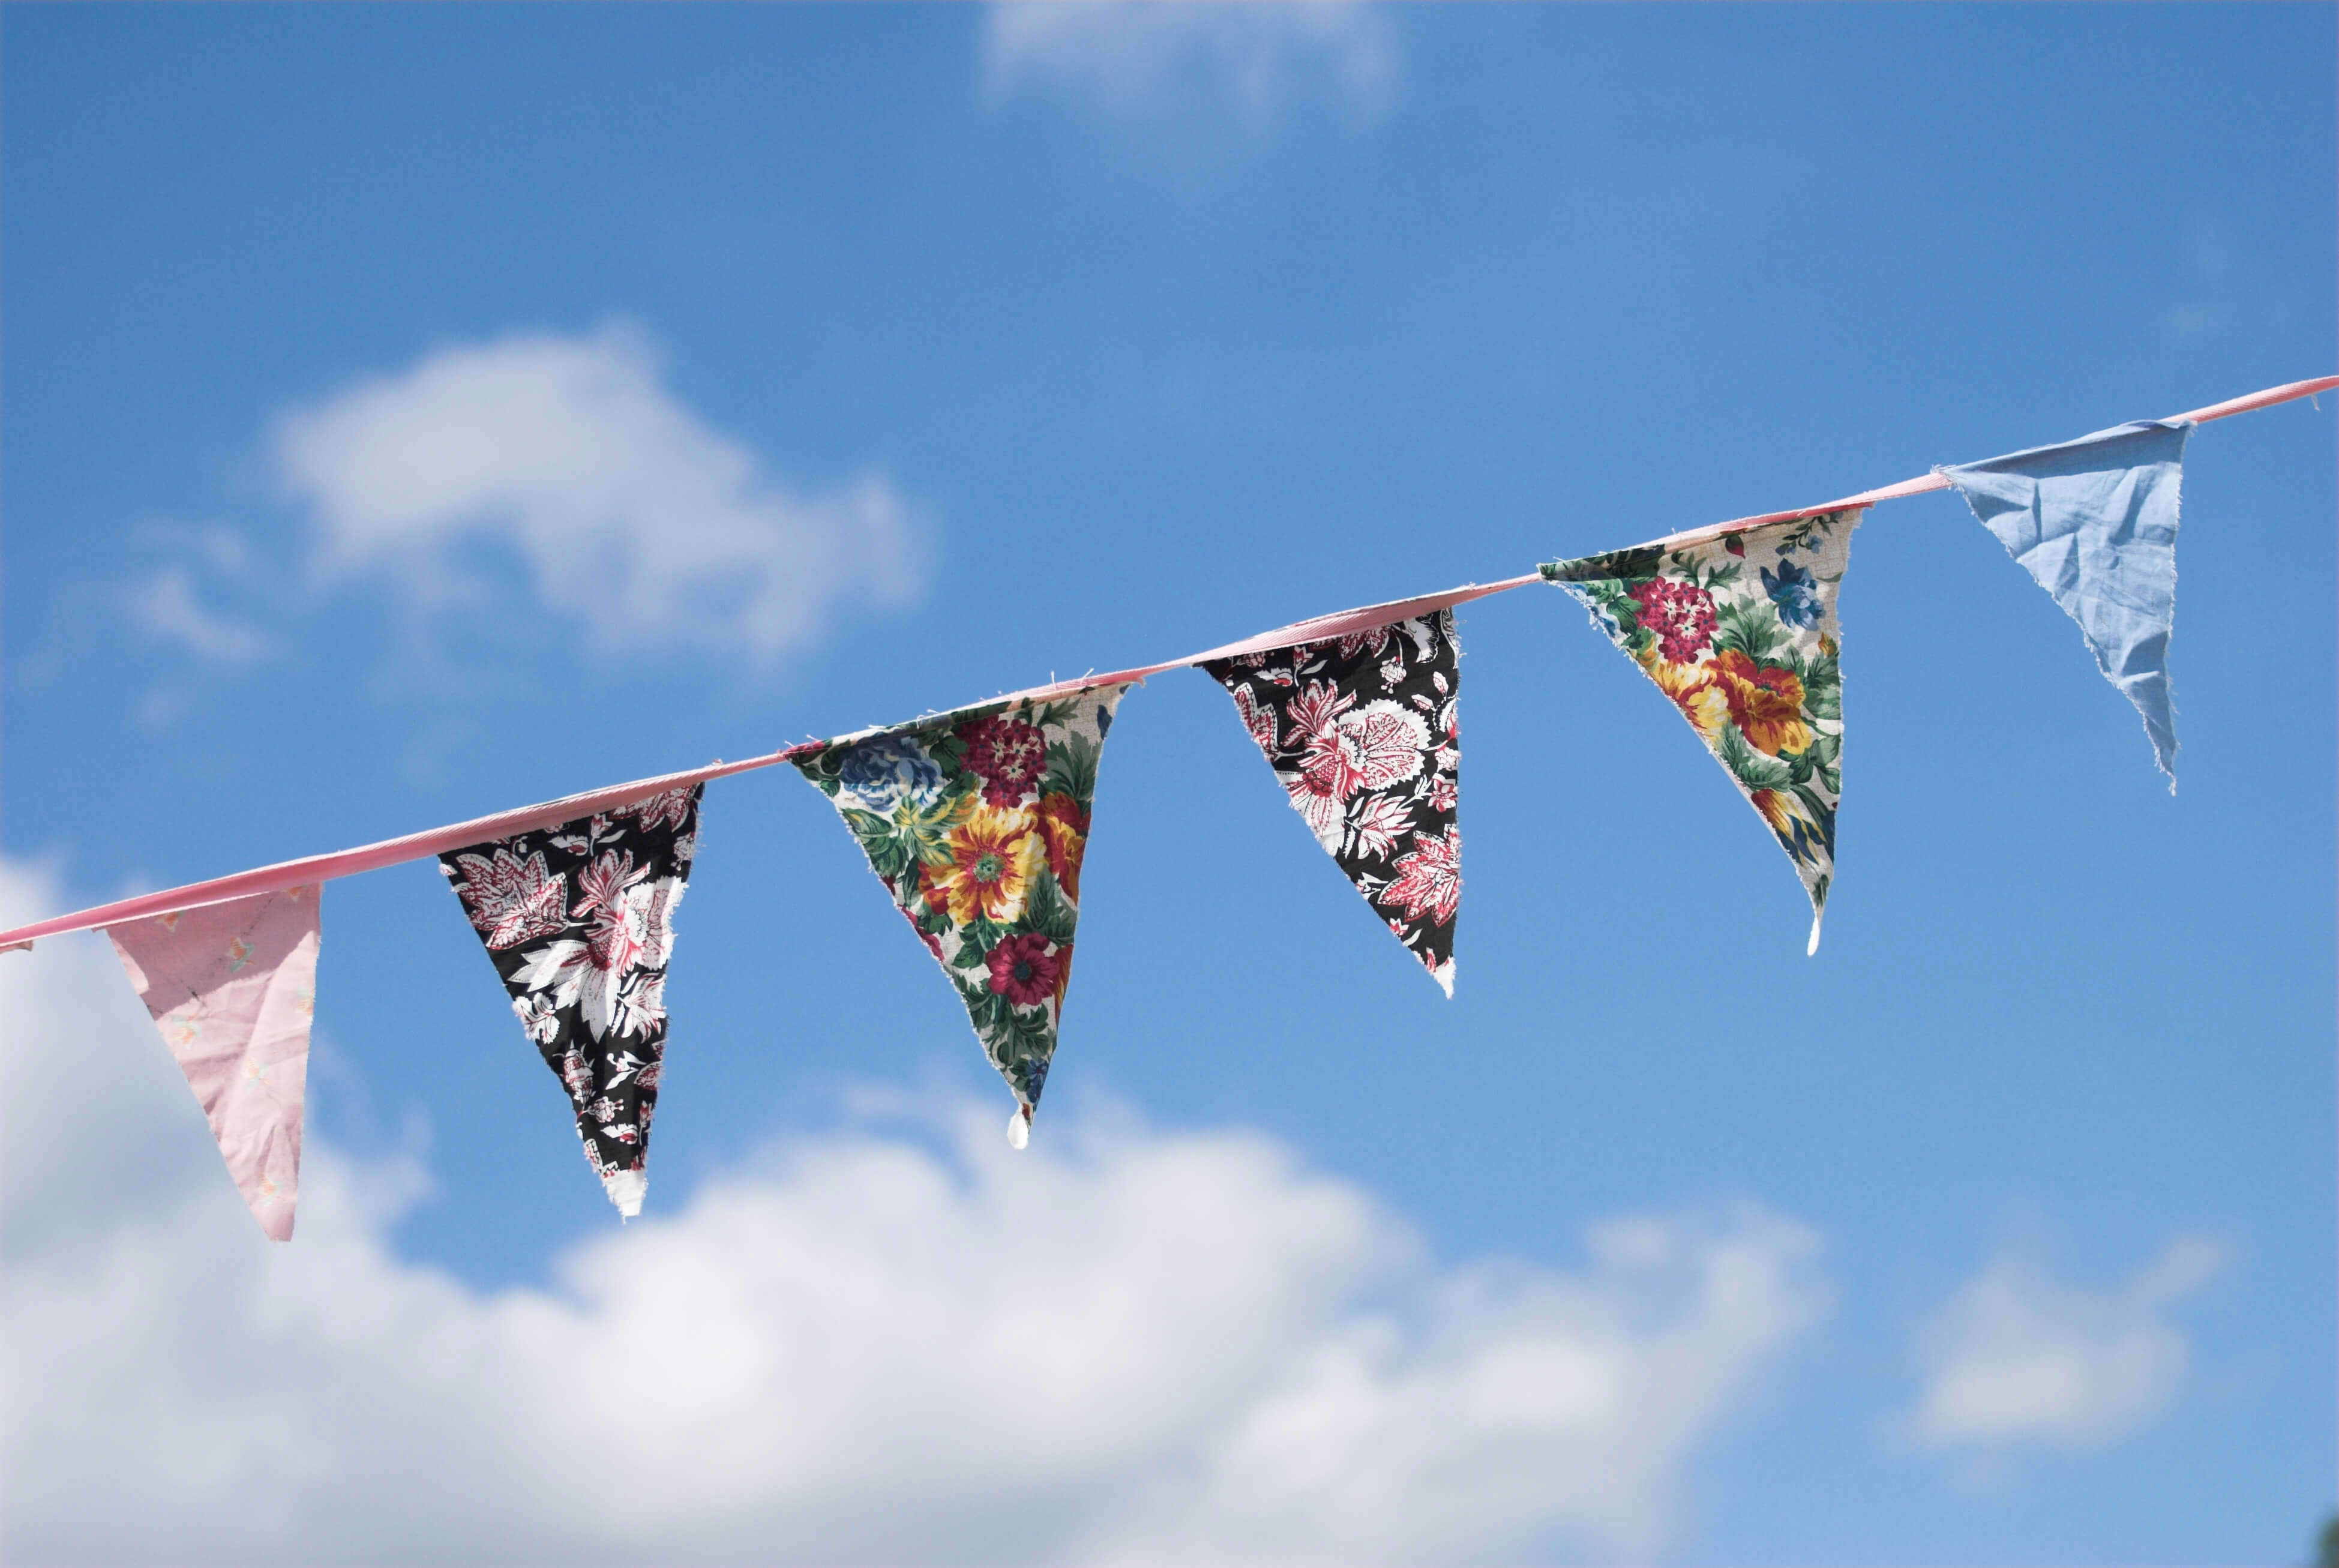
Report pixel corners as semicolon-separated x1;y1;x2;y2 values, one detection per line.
106;886;320;1241
1938;419;2189;786
438;785;701;1217
794;685;1128;1145
1203;610;1462;996
1543;507;1864;954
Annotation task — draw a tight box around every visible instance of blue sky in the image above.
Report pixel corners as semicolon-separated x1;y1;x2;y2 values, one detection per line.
2;5;2332;1563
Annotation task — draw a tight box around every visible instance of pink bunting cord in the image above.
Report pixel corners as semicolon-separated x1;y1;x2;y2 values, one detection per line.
4;373;2330;952
1647;373;2339;553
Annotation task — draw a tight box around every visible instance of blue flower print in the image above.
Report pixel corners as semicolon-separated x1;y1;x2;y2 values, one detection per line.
1762;558;1824;629
836;734;947;813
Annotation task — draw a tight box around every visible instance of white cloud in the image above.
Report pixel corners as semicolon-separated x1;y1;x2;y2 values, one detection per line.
983;2;1398;137
1914;1230;2226;1447
271;325;923;663
1;856;1824;1566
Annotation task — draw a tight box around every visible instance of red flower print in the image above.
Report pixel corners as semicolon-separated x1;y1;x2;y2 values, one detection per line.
1627;578;1719;664
572;851;655;976
1343;792;1413;861
1382;824;1461;928
1036;792;1091;903
448;847;568;949
985;932;1063;1008
617;787;696;834
958;715;1048;806
1231;686;1278;755
1705;649;1810;756
1299;700;1428;804
1281;680;1354;751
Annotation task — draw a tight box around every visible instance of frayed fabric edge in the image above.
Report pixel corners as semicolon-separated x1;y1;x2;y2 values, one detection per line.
602;1167;647;1219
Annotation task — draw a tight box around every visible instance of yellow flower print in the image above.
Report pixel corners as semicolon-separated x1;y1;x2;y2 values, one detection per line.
1636;644;1732;742
917;802;1043;927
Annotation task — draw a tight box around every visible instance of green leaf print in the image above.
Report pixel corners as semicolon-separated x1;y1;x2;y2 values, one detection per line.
1023;873;1079;945
1713;600;1785;662
1716;723;1794;792
1042;733;1099;803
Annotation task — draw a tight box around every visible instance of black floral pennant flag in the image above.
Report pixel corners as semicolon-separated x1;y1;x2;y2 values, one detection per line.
1542;508;1862;954
439;785;701;1216
1204;610;1462;996
794;686;1128;1147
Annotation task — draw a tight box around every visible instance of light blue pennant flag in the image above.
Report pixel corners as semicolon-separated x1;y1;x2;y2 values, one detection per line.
1939;419;2191;786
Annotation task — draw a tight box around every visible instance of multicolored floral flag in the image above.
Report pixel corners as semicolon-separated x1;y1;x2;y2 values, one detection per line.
793;686;1127;1146
1543;508;1864;954
1203;611;1462;996
105;886;320;1242
438;786;701;1217
1939;419;2190;785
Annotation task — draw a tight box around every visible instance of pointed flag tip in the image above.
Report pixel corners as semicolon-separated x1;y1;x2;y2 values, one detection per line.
1006;1105;1031;1150
1431;960;1455;999
1807;909;1824;957
603;1167;647;1218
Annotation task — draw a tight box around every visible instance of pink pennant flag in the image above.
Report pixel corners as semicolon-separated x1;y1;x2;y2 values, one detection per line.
106;886;320;1242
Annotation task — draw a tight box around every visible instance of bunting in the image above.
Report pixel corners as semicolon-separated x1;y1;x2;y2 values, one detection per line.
104;886;320;1241
1939;420;2189;784
1543;508;1863;952
437;786;701;1216
1204;610;1462;995
2;375;2321;1240
794;686;1127;1144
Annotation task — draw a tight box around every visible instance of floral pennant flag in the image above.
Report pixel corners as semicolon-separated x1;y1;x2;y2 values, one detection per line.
793;686;1127;1146
1203;610;1462;996
1543;508;1864;954
1939;419;2190;785
105;886;320;1242
439;786;701;1218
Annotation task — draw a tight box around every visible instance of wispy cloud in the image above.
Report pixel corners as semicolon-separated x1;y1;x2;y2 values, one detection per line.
1914;1229;2226;1447
983;2;1399;145
119;565;273;669
2;855;1825;1566
271;324;924;665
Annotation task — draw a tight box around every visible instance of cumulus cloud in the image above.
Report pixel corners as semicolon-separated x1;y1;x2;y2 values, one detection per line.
2;856;1824;1565
983;2;1399;137
1914;1230;2226;1447
271;325;923;663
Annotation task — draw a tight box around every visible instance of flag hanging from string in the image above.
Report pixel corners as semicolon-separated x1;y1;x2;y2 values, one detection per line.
105;886;320;1241
438;786;702;1217
1939;419;2189;786
1543;507;1863;953
1203;610;1462;996
794;686;1129;1146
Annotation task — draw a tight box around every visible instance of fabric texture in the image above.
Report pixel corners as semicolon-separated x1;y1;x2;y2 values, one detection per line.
106;887;320;1242
439;785;701;1217
1543;508;1863;952
1204;610;1462;995
1939;419;2190;785
794;686;1127;1135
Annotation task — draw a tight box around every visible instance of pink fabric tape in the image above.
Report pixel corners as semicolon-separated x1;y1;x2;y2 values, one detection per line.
4;375;2328;950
